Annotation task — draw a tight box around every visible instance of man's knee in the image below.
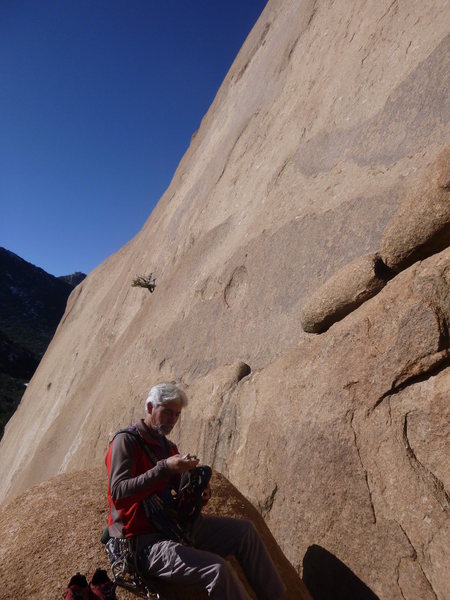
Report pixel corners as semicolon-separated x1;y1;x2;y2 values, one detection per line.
208;556;234;590
236;518;259;544
228;517;256;537
243;518;257;534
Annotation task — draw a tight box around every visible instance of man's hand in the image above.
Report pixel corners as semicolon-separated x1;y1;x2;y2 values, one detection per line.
201;483;211;505
166;453;200;474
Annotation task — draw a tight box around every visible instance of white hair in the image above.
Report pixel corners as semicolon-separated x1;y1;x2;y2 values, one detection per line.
145;383;188;413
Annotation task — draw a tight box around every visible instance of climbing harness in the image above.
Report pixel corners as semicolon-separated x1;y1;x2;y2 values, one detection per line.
104;536;162;599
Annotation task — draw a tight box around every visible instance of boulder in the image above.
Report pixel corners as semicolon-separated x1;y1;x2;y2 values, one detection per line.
300;253;392;333
381;148;450;271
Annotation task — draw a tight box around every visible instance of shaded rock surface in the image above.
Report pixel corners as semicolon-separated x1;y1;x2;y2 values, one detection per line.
0;248;75;358
58;271;87;287
0;468;309;599
0;248;82;436
0;2;449;600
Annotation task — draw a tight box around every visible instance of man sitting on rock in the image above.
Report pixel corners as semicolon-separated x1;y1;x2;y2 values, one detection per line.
105;382;286;599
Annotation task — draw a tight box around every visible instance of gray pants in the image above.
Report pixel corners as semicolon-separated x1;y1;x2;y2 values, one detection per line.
140;515;286;599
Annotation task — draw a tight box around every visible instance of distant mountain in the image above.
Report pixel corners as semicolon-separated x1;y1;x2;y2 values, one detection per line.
58;272;86;287
0;248;83;435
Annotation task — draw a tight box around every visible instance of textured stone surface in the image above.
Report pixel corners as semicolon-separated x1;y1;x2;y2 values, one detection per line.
0;468;309;599
381;149;450;271
175;249;450;600
0;2;449;599
300;252;391;333
437;147;450;189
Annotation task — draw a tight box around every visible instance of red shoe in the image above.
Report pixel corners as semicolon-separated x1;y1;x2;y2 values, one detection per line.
89;568;117;600
64;573;90;599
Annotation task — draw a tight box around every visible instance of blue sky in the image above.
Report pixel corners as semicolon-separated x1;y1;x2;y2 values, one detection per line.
0;1;267;276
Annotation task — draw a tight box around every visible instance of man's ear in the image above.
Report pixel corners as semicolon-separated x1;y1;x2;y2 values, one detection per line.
146;402;153;415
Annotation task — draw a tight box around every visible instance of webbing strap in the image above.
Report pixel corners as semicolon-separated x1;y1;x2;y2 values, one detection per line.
113;427;159;465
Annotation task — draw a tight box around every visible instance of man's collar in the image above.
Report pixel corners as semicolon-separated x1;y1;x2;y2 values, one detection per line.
137;418;165;443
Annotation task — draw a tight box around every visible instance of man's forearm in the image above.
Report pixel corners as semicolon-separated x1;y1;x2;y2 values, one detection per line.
109;433;169;503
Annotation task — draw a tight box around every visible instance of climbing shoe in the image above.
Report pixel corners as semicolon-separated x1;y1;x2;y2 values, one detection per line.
89;568;117;599
64;573;90;599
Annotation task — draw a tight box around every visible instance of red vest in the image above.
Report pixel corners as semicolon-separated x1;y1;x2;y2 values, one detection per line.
105;420;179;538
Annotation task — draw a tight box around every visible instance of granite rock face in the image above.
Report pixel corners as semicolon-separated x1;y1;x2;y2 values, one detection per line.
175;249;450;600
0;1;449;599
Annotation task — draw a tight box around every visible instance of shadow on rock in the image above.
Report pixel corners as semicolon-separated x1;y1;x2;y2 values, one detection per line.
303;545;379;600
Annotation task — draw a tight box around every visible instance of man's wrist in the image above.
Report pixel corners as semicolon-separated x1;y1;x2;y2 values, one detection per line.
158;458;168;473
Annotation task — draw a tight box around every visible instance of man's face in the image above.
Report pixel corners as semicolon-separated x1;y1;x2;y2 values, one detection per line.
148;401;182;436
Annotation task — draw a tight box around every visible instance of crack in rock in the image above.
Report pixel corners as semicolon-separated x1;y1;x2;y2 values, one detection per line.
403;413;450;512
372;351;450;411
258;483;278;518
396;557;408;600
215;119;251;185
349;411;377;524
396;524;439;600
397;522;418;561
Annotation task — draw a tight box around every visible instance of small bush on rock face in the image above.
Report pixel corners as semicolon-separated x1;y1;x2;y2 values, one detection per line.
132;274;156;293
